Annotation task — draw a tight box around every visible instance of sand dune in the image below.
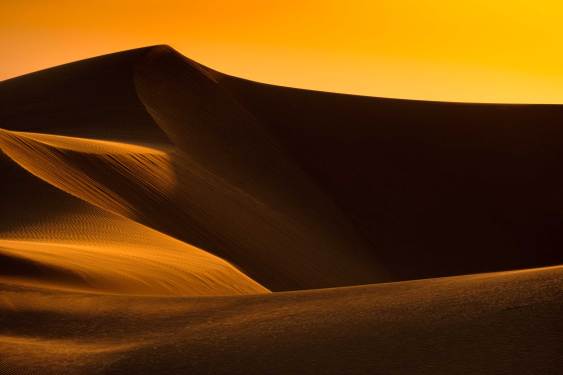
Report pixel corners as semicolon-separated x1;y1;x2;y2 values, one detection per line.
0;45;562;373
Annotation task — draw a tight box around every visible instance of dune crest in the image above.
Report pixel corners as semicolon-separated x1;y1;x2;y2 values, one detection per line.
0;129;175;218
0;131;268;296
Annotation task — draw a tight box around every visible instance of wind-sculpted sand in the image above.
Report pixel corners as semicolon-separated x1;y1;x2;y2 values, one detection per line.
0;46;561;374
0;130;267;296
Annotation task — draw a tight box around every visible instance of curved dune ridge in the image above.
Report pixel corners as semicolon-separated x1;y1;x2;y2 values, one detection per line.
0;135;267;296
0;45;562;374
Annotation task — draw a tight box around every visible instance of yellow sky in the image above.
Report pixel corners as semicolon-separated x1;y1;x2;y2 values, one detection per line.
1;1;563;103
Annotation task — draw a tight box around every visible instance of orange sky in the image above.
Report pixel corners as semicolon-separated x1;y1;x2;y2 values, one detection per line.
1;1;563;103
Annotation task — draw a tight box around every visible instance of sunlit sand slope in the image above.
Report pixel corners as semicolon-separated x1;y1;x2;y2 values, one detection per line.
0;139;267;296
0;129;175;219
0;266;561;374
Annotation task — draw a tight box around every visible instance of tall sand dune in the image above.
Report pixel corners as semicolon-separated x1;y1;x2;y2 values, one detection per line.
0;45;561;373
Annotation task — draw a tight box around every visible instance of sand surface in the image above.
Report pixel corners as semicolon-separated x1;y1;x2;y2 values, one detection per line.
0;45;561;373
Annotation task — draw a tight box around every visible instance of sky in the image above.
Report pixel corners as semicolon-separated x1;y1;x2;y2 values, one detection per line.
1;0;563;103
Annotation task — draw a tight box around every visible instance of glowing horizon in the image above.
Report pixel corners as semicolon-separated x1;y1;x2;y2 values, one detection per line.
2;0;563;103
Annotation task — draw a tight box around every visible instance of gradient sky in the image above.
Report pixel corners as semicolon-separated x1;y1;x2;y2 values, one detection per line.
2;1;563;103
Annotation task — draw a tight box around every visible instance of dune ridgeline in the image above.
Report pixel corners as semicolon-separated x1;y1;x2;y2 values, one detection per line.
0;46;562;374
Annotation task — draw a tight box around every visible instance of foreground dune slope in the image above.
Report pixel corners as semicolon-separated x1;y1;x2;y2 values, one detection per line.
0;265;561;374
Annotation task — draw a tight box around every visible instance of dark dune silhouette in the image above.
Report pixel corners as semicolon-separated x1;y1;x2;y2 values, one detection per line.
0;45;561;374
218;73;563;281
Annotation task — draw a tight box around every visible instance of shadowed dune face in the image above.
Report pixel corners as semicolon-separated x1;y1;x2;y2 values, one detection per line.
218;75;563;280
134;46;387;290
0;48;170;145
0;45;562;374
